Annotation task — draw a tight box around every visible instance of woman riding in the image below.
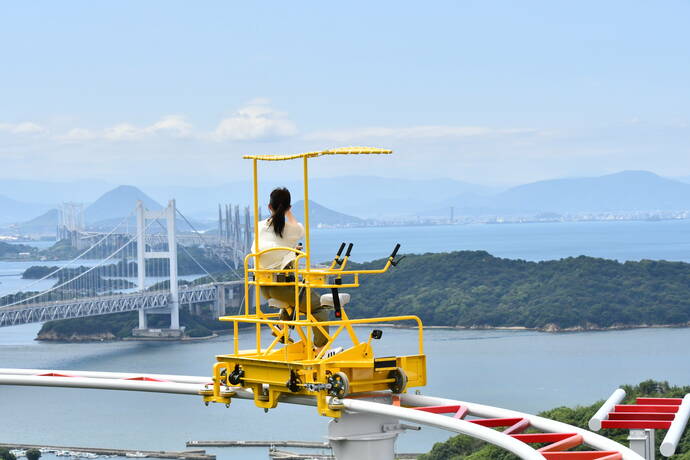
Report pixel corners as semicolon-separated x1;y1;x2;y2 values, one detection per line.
252;187;330;349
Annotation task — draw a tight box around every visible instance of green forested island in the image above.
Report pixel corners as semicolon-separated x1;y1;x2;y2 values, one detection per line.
348;251;690;330
420;380;690;460
37;309;229;341
36;250;690;340
0;241;38;259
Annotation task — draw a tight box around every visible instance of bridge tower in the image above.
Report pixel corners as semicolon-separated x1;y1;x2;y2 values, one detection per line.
58;202;85;248
133;199;182;339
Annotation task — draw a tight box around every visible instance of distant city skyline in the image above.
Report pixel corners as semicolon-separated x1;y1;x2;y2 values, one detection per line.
1;1;689;186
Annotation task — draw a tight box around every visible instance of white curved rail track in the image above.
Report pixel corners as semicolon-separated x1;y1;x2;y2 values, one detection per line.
0;368;642;460
401;393;643;459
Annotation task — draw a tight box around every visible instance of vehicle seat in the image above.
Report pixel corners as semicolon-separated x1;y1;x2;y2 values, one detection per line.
268;298;290;309
320;293;351;308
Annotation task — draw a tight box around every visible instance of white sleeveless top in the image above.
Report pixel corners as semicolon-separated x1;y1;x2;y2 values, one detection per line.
251;218;305;269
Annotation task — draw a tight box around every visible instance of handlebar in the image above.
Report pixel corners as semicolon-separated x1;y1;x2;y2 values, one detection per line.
335;242;346;257
390;243;401;259
345;243;354;257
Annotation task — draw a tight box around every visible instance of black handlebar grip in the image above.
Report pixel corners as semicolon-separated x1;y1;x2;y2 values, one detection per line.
390;243;401;259
336;242;346;257
345;243;354;257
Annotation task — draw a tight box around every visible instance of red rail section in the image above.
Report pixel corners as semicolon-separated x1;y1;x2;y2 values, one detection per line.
409;402;623;459
601;397;682;430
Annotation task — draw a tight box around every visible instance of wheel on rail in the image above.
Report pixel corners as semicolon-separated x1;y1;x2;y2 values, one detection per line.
389;367;408;394
228;365;244;385
286;371;302;393
328;372;349;398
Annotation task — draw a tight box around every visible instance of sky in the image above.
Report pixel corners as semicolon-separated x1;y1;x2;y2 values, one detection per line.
1;1;689;187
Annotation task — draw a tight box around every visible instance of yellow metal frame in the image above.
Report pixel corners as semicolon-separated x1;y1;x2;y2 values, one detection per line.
203;147;426;417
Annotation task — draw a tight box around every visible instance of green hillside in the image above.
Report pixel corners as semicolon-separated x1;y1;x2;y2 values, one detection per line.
0;241;38;259
420;380;690;460
348;251;690;330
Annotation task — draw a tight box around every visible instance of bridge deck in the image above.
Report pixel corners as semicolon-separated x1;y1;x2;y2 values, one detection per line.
0;281;242;327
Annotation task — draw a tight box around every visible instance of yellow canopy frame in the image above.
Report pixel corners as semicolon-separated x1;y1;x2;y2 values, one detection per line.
205;147;426;417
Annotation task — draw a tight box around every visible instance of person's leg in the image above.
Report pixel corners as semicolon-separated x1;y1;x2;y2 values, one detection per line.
310;306;330;348
261;286;296;342
263;285;331;347
296;289;330;348
263;285;302;306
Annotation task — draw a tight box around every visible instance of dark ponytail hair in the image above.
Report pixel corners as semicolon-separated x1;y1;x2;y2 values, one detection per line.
268;187;291;237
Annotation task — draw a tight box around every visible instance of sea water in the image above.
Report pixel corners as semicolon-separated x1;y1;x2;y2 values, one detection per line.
2;220;690;458
1;324;689;459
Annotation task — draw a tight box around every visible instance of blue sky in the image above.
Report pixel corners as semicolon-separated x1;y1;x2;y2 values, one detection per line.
1;1;689;186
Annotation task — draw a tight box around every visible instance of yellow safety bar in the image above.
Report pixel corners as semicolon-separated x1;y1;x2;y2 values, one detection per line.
219;313;424;360
229;147;412;359
208;147;426;417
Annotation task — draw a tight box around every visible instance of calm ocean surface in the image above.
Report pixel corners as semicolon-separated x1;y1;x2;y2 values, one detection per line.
310;219;690;263
2;220;690;459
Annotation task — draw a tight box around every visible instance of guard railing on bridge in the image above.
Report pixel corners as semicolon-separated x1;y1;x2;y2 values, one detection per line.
0;281;242;328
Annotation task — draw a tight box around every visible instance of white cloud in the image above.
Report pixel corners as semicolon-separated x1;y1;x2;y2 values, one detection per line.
305;125;537;142
147;115;192;138
103;123;143;141
56;115;193;142
52;101;296;143
58;128;97;141
212;100;297;141
0;122;46;135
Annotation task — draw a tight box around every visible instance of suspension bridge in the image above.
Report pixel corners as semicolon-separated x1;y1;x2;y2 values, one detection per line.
0;200;246;337
2;148;688;460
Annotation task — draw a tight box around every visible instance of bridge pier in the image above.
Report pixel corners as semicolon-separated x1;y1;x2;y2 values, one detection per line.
214;285;226;317
138;308;148;329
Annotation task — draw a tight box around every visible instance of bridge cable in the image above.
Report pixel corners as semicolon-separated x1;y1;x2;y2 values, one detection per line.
0;208;137;298
175;208;244;281
0;218;156;309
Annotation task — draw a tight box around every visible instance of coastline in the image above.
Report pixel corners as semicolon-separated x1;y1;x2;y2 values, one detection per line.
35;322;690;343
36;331;220;343
408;322;690;333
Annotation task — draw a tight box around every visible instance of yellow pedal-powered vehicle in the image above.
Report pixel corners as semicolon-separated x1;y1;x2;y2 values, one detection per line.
202;147;426;417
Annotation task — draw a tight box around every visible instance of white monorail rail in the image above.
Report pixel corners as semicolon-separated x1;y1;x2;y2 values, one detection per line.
401;393;644;459
0;369;643;460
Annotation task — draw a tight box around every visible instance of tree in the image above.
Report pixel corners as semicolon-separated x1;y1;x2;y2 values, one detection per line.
0;448;17;460
25;449;41;460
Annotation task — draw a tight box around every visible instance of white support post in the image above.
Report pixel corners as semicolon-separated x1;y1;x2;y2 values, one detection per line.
628;429;655;460
136;201;147;329
167;200;180;330
328;412;402;460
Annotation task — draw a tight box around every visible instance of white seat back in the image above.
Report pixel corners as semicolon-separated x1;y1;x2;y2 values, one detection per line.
268;298;290;309
320;293;351;307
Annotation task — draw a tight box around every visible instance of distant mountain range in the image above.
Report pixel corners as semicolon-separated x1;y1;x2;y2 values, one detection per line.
142;176;501;219
6;171;690;234
292;200;364;226
13;209;59;235
0;194;51;225
425;170;690;216
10;186;165;235
85;185;162;223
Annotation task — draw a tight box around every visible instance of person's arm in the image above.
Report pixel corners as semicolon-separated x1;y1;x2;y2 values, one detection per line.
285;208;298;225
285;209;306;240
